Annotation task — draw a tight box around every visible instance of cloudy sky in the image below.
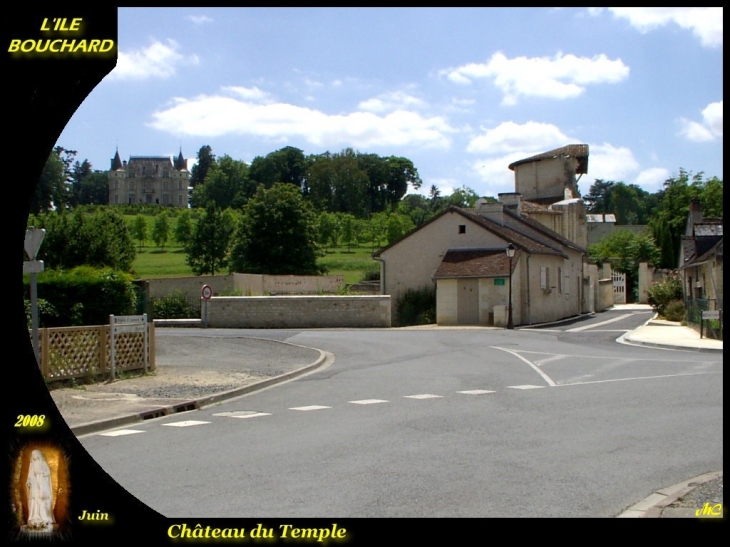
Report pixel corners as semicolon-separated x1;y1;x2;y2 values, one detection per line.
56;7;723;198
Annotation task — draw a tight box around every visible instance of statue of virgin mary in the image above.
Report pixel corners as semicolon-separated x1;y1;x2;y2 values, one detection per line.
25;449;56;531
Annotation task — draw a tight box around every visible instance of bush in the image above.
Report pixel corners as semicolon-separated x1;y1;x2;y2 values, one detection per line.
663;300;686;322
152;291;199;319
23;266;137;327
647;276;683;316
396;286;436;326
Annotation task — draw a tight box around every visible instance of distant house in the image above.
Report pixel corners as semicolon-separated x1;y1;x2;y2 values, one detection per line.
108;148;190;207
679;198;723;308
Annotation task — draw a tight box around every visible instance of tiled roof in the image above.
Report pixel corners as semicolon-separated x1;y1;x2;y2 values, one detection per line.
508;144;589;173
695;223;723;237
433;249;521;279
681;238;723;268
459;209;568;257
374;205;577;259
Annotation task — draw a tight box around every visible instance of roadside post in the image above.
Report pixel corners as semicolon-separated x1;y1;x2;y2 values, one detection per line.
201;284;212;328
700;309;721;339
23;228;46;368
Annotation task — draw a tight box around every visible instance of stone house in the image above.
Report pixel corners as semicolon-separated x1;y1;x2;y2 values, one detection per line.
373;144;595;326
679;198;723;308
108;148;190;207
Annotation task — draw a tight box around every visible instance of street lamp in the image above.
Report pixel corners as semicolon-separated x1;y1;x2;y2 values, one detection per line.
505;243;515;329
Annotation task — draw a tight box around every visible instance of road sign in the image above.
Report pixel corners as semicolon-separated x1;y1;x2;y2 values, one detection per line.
702;310;720;320
24;228;46;260
23;260;44;274
201;285;213;300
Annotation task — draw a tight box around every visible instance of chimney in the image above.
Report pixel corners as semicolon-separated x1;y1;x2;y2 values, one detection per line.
476;201;505;225
498;192;522;214
689;197;702;224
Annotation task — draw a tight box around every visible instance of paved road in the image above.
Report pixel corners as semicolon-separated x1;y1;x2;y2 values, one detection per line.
77;310;722;518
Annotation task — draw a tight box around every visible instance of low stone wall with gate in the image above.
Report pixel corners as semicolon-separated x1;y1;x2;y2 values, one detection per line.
204;295;391;328
32;323;155;384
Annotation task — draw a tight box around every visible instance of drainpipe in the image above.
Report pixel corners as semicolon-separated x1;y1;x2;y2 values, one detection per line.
526;254;531;325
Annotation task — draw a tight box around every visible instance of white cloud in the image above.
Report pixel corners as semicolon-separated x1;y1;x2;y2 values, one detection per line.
467;121;573;155
148;90;455;149
358;90;426;113
586;142;640;182
443;51;629;105
634;167;671;193
702;100;723;137
679;100;723;142
606;7;723;48
109;39;199;81
679;120;715;142
221;86;273;103
186;15;213;24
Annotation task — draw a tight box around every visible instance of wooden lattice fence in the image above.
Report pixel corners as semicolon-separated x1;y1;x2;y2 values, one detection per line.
33;323;155;384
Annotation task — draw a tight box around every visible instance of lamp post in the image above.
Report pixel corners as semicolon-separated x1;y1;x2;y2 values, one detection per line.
506;243;515;330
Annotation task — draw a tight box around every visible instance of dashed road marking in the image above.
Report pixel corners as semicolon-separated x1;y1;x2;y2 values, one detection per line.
98;429;145;437
507;385;545;390
213;411;271;418
161;420;211;427
404;394;443;399
457;390;495;395
349;399;389;405
289;405;332;411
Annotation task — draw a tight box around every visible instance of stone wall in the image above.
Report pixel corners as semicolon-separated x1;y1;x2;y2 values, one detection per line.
146;275;235;299
233;273;345;295
204;295;391;328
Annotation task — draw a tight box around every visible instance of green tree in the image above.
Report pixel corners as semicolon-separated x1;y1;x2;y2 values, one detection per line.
152;213;171;250
317;211;339;252
191;155;251;209
589;229;660;301
189;145;216;188
73;171;109;206
648;169;722;268
31;209;136;272
174;209;193;246
249;146;309;192
185;202;235;275
386;212;415;244
31;148;67;214
230;183;324;275
133;214;148;250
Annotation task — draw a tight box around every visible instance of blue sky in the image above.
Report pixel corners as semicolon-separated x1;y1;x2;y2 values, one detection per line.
56;7;723;198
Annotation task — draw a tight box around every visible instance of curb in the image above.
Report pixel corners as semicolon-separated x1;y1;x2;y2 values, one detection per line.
616;471;723;518
71;348;333;437
616;312;724;354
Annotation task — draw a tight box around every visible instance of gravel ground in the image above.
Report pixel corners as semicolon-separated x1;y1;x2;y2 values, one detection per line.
668;475;723;509
48;334;323;428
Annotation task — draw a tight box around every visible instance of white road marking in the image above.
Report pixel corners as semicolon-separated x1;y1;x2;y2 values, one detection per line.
98;429;145;437
557;371;722;387
289;405;331;411
213;411;270;418
533;355;567;367
161;420;211;427
507;385;545;390
457;390;495;395
491;346;557;387
229;413;272;419
566;313;633;332
404;394;443;399
349;399;389;405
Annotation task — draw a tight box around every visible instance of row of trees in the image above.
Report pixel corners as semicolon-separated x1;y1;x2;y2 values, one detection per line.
190;145;423;218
